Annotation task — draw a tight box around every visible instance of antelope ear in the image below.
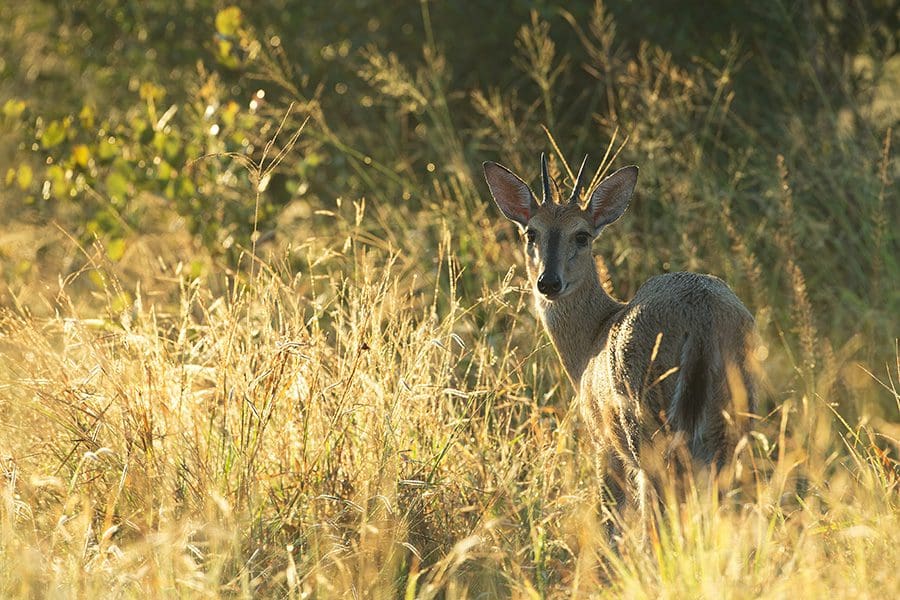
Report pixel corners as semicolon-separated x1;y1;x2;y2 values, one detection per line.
483;162;538;228
586;165;638;234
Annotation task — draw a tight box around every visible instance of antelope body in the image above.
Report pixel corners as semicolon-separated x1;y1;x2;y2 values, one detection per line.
483;155;757;526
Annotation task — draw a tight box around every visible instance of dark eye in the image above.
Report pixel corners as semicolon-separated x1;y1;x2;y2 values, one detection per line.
525;230;537;244
574;232;592;246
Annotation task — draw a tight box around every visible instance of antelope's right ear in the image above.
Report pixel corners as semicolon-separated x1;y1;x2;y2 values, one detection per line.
483;162;538;229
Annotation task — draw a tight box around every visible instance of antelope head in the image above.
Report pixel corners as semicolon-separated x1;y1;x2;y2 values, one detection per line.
484;153;638;300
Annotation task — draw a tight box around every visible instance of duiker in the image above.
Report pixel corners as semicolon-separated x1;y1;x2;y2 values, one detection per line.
484;154;758;533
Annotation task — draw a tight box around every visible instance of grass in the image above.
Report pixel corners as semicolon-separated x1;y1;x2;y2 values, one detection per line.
0;223;897;597
1;1;898;597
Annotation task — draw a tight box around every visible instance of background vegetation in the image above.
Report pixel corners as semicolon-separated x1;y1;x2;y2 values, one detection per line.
0;0;897;596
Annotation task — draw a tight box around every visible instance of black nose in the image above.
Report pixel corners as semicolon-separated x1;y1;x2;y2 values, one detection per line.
537;273;562;296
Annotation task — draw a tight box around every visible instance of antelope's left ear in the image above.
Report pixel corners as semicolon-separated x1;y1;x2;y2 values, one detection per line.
586;165;638;235
483;162;539;229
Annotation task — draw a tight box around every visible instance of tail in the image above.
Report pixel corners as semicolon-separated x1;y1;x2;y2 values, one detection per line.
667;334;743;465
667;334;708;435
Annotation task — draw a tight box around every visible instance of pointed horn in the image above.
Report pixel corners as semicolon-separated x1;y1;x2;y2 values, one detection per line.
569;155;589;205
540;152;552;205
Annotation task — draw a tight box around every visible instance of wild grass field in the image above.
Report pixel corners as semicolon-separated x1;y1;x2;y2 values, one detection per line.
0;1;898;597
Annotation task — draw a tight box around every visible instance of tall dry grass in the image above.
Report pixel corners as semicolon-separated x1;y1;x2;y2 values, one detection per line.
1;205;897;596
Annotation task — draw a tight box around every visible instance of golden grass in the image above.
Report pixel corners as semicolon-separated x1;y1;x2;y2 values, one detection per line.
0;222;896;597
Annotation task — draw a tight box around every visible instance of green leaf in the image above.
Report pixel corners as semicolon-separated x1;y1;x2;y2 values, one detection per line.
163;135;181;161
139;82;166;102
16;164;33;190
111;291;132;312
79;104;95;128
97;137;117;160
215;7;243;36
157;160;174;180
105;171;130;202
177;176;195;197
106;238;126;261
2;99;26;119
189;259;206;279
15;260;32;275
152;131;167;153
221;101;239;127
40;119;68;148
72;144;91;168
88;269;106;289
46;164;68;198
152;131;182;160
216;39;240;69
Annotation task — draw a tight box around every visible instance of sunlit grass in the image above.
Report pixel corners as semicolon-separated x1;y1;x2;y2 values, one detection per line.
0;216;897;596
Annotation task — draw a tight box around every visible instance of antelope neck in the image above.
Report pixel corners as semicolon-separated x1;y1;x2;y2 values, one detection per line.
536;268;623;385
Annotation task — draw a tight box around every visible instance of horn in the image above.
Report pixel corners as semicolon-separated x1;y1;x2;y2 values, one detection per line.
569;155;588;205
540;152;552;205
